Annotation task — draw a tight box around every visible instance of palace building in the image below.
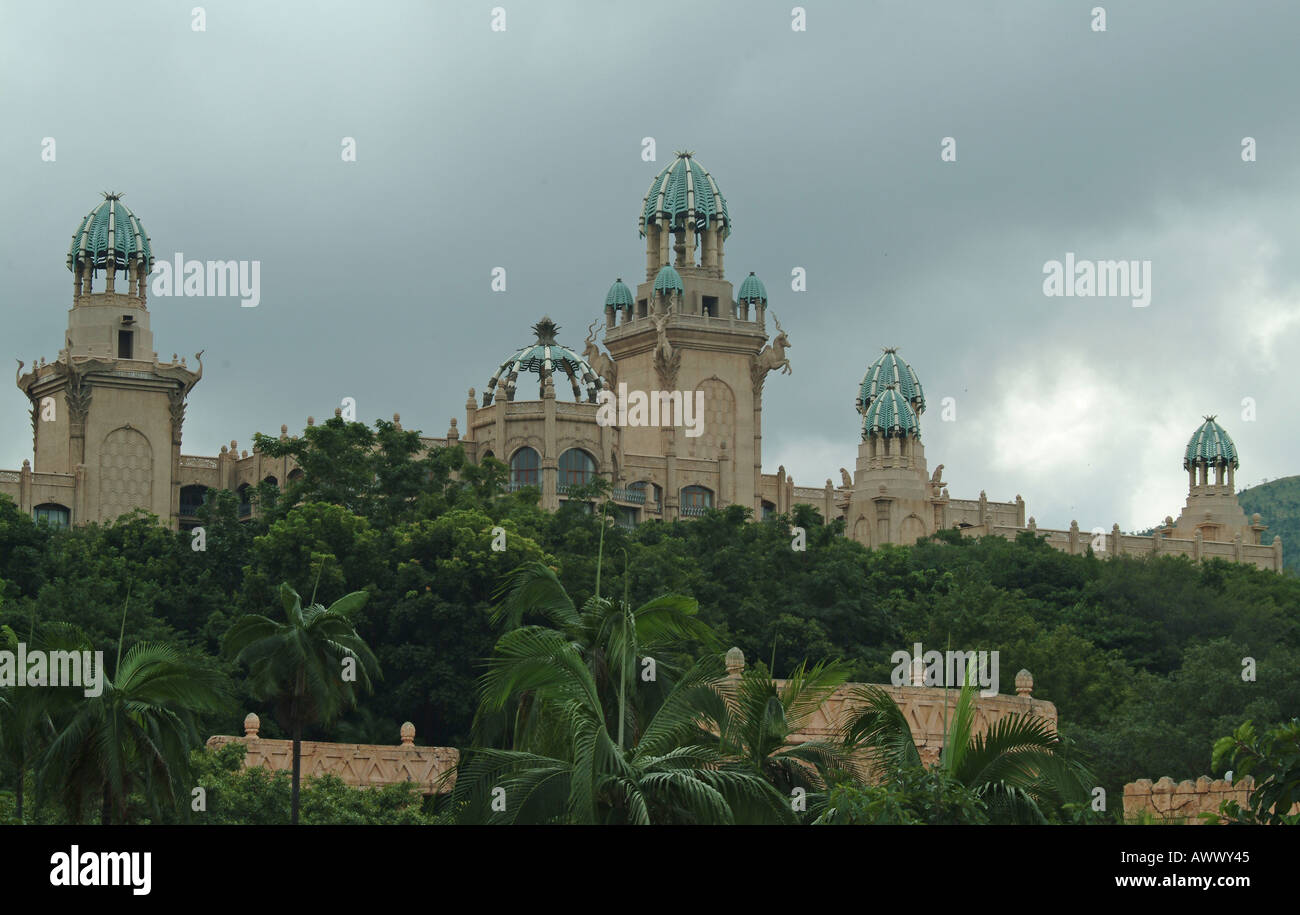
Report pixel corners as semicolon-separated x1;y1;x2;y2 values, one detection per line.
2;155;1284;572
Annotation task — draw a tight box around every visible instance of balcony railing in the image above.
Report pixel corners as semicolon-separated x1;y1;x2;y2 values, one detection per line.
612;487;646;504
681;504;711;517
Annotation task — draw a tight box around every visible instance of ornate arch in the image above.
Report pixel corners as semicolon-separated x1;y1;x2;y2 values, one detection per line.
98;426;153;521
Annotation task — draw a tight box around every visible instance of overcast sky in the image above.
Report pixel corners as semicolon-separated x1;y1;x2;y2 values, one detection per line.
3;0;1298;532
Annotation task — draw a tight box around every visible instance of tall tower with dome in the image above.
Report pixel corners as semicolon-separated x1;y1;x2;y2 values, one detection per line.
10;193;201;528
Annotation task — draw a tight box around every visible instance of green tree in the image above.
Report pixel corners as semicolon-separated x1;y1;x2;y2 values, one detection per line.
841;675;1093;824
45;636;226;824
222;582;381;824
1206;718;1300;825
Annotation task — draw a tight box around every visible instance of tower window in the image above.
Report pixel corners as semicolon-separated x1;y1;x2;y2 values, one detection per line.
33;503;71;528
117;330;133;359
702;295;718;317
510;446;540;488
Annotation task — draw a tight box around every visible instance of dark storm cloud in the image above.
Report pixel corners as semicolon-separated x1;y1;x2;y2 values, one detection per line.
2;0;1297;530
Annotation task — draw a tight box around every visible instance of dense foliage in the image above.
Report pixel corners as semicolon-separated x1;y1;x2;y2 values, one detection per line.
1239;474;1300;575
1;415;1297;823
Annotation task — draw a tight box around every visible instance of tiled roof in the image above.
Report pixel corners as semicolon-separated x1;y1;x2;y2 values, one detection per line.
67;193;153;275
605;278;634;309
737;271;767;303
639;152;731;239
1184;416;1239;468
858;348;925;417
862;385;920;438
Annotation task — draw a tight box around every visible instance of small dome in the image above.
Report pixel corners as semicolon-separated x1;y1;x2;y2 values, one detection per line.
1184;416;1238;469
67;192;153;276
485;317;602;404
639;151;731;240
605;278;634;310
858;348;925;417
653;264;684;294
736;271;767;304
862;385;920;438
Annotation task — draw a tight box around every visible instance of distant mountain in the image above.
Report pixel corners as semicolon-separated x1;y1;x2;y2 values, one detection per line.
1239;475;1300;575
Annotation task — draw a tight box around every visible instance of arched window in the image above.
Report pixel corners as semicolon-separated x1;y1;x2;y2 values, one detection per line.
510;447;540;489
180;485;209;517
761;500;775;520
33;503;70;529
287;468;304;484
558;449;596;492
680;485;713;516
236;483;252;517
263;475;278;488
627;481;662;505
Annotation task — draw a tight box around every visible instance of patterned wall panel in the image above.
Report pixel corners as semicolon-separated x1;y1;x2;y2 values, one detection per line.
99;426;153;521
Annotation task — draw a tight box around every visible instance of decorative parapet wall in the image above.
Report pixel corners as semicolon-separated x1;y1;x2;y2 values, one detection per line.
205;714;458;796
1123;776;1253;823
960;520;1283;573
734;652;1056;768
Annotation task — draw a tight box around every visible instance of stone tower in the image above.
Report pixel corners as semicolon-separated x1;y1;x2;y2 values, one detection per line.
600;151;784;516
1172;416;1266;544
847;348;939;547
15;193;200;527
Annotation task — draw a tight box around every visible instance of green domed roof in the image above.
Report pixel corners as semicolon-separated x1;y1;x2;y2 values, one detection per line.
1184;416;1239;469
67;192;153;276
605;278;634;310
862;385;920;439
485;317;601;404
653;264;684;294
639;151;731;240
858;348;925;416
737;272;767;303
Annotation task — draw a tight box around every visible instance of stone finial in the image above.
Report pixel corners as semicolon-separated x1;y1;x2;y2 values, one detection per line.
1027;516;1037;530
307;416;315;426
280;424;288;440
1164;516;1174;527
244;712;260;738
399;721;415;746
334;407;343;417
21;459;31;471
220;445;228;454
1015;669;1033;697
1252;512;1262;523
241;450;249;459
230;440;238;451
725;647;745;675
172;353;178;362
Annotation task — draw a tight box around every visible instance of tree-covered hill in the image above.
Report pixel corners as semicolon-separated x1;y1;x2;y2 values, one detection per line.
2;416;1297;823
1240;475;1300;576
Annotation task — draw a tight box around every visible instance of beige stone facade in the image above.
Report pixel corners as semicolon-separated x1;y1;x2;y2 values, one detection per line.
0;175;1282;574
1122;775;1299;823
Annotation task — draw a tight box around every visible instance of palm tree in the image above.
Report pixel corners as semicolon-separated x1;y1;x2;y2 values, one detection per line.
714;658;859;817
0;622;89;822
222;582;380;824
839;674;1093;824
453;634;785;824
484;557;717;753
44;640;226;824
